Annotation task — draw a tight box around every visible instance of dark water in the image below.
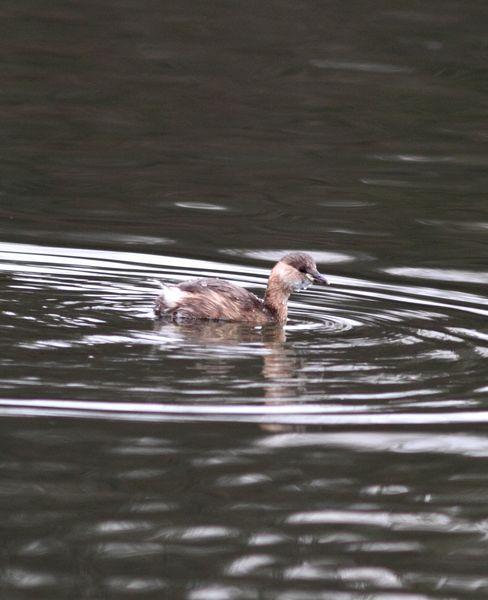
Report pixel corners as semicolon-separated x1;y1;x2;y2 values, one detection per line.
1;0;488;598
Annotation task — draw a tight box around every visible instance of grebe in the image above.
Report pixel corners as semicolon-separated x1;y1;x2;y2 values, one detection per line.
154;252;329;325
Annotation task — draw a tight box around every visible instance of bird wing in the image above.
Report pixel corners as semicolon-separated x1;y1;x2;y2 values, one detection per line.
174;278;265;321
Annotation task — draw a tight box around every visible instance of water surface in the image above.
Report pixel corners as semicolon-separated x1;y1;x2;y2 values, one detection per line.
1;0;488;598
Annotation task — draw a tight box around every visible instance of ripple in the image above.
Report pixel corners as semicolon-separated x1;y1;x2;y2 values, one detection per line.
104;577;167;593
0;241;486;425
317;198;375;208
385;266;488;285
154;526;239;542
3;399;488;429
286;508;472;537
226;554;276;576
3;567;58;589
174;201;227;211
373;153;453;164
222;248;355;264
310;59;413;74
260;432;488;457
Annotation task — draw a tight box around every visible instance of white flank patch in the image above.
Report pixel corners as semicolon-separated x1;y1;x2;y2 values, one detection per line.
160;285;186;308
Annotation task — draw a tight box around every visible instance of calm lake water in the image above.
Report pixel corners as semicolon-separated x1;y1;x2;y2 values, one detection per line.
1;0;488;598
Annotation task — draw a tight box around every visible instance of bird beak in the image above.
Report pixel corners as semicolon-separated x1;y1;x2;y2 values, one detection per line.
308;269;329;286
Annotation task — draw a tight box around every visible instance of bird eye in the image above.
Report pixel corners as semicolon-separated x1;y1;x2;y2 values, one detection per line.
298;266;307;274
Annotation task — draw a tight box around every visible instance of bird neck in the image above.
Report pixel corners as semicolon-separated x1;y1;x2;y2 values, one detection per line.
264;273;291;324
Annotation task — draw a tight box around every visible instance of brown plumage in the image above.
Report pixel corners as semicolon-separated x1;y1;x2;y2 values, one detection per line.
154;252;329;325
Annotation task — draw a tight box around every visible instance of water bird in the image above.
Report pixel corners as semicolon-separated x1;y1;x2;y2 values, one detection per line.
154;252;329;324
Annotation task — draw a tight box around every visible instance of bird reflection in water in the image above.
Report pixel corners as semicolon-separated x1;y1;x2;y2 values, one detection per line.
153;319;303;431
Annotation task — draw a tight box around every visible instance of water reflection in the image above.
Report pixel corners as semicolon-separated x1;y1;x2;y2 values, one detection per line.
155;319;301;412
158;320;311;435
2;416;488;598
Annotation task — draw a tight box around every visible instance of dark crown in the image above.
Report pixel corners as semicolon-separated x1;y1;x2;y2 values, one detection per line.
279;252;316;271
